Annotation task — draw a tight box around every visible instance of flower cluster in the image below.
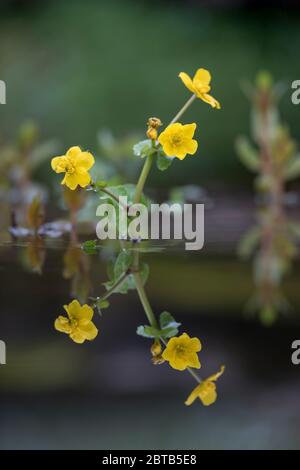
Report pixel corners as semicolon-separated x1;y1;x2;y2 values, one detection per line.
51;67;224;406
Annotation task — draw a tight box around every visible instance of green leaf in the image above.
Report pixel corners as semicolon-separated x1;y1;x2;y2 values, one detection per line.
82;239;98;254
100;183;150;207
156;152;173;171
133;139;154;158
136;325;161;339
94;180;108;189
159;311;180;329
114;251;132;279
98;299;110;309
160;326;179;338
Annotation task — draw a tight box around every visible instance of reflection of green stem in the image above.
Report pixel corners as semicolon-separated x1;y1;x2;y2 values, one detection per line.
169;94;196;125
133;153;154;204
101;272;129;301
134;270;158;328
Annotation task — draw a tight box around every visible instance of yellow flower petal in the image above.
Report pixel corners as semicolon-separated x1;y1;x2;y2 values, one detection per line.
54;316;72;334
51;146;95;190
194;68;211;88
207;365;225;382
61;173;80;190
162;333;201;371
78;304;94;321
200;93;221;109
187;354;201;369
79;320;98;340
69;330;86;344
158;123;198;160
182;123;197;139
64;299;81;319
189;337;202;352
66;146;81;158
51;156;66;173
184;140;198;155
76;151;95;171
76;171;92;188
178;72;195;94
185;365;225;406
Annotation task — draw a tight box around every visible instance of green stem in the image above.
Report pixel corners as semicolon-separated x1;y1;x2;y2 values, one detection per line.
169;94;197;125
90;182;127;210
133;153;154;204
134;270;158;328
100;187;128;210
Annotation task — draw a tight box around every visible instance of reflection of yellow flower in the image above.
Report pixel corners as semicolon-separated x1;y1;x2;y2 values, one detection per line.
51;146;95;190
25;236;45;274
54;299;98;344
179;68;221;109
63;245;82;279
158;123;198;160
162;333;201;371
185;365;225;406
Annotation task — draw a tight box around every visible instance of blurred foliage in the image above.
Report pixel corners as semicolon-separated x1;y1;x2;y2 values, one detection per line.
236;71;300;325
1;1;300;187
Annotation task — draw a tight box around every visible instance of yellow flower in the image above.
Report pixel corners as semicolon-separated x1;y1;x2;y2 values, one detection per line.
54;299;98;344
179;68;221;109
158;123;198;160
185;365;225;406
162;333;201;371
51;146;95;190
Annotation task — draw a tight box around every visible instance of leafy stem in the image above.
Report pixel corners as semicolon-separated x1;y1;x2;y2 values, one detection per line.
90;182;128;210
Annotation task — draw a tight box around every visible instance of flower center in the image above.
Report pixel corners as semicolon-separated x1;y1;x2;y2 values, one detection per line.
171;134;183;146
65;158;76;174
175;345;187;356
70;318;79;329
194;81;210;94
57;156;76;174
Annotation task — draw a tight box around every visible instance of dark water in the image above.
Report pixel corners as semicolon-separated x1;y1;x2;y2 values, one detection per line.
0;240;300;449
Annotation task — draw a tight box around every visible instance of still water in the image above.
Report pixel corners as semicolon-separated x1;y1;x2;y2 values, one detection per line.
0;239;300;449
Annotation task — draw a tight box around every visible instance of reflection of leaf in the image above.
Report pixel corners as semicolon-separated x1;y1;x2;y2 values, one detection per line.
288;222;300;241
130;246;164;254
27;196;44;230
114;251;133;279
236;136;260;172
238;226;261;259
103;250;135;294
259;305;277;327
284;155;300;181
